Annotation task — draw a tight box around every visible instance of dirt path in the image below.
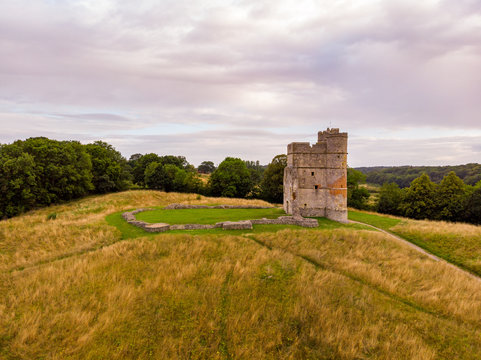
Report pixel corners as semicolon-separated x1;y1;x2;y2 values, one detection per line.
350;220;481;282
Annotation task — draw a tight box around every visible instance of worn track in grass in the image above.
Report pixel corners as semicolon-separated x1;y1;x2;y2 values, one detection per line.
349;220;481;283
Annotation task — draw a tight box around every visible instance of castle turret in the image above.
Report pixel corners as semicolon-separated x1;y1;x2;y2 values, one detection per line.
283;128;348;223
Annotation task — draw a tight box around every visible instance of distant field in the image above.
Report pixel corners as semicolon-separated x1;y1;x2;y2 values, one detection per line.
349;210;481;276
2;191;481;359
198;173;210;184
359;183;380;206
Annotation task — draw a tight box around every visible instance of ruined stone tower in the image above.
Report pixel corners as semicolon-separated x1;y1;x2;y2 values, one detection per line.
283;128;348;223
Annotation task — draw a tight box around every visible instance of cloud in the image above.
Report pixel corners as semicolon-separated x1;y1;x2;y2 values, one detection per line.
0;0;480;165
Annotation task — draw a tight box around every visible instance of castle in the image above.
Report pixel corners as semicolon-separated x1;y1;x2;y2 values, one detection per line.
283;128;348;223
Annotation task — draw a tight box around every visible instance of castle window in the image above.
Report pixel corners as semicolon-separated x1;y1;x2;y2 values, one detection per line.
314;185;318;189
311;172;314;176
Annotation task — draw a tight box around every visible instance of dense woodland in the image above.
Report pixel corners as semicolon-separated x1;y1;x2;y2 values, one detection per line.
0;137;282;219
1;137;480;225
357;163;481;187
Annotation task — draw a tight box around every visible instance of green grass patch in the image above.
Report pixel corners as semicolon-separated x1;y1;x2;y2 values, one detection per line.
106;210;367;239
135;208;286;224
348;210;402;230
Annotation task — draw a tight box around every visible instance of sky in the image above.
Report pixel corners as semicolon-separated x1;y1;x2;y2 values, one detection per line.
1;0;480;167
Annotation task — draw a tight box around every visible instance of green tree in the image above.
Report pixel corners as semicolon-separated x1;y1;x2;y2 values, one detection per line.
0;137;93;218
465;186;481;224
377;182;404;215
171;167;203;193
347;168;370;209
144;159;202;193
21;137;92;204
259;154;287;204
183;171;203;193
198;161;216;174
208;157;252;198
132;153;161;186
85;141;130;193
162;164;179;192
160;155;188;169
400;173;437;219
0;148;37;218
435;171;467;221
144;162;167;190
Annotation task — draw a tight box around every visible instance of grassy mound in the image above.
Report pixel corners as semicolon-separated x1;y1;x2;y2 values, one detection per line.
2;191;481;359
135;207;286;224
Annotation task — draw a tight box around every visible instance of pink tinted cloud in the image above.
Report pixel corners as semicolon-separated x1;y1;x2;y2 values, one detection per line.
0;0;480;165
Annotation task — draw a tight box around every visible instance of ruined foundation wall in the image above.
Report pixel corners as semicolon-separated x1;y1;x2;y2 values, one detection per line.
283;128;348;223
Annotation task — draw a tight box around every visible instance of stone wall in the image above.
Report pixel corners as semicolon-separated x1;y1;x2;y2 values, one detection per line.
122;206;319;232
164;204;271;209
283;128;348;223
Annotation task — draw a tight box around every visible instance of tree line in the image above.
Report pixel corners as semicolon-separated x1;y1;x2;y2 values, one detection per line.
357;163;481;188
350;169;481;225
3;137;480;225
0;137;284;219
0;138;131;219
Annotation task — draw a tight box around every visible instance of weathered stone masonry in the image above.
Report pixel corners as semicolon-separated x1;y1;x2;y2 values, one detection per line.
283;128;348;223
122;204;319;232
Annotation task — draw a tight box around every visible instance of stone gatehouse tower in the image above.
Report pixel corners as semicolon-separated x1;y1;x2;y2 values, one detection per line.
283;128;348;223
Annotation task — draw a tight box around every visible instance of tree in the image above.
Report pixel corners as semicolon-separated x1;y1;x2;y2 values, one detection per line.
144;162;167;190
465;186;481;224
259;154;287;203
435;171;467;221
85;141;130;193
198;161;216;174
208;157;252;198
160;155;188;169
20;137;92;204
0;148;37;218
0;137;93;218
128;153;142;164
377;182;404;215
132;153;161;186
182;171;203;193
400;173;437;219
171;167;203;193
162;164;179;192
144;159;203;193
347;168;370;209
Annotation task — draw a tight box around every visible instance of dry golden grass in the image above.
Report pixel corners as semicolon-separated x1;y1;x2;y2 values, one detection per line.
391;220;481;275
0;190;270;272
350;209;481;277
2;191;481;359
253;229;481;325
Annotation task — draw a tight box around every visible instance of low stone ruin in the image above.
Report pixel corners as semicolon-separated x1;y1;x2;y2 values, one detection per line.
121;205;319;233
164;204;271;209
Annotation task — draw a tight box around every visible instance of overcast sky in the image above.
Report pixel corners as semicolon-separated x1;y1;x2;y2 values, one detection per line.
1;0;480;166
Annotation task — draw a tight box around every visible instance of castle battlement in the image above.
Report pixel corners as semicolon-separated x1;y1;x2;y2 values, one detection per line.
287;142;326;154
283;128;348;223
317;128;347;140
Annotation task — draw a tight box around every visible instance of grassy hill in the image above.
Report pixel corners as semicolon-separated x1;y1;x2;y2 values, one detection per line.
2;191;481;359
349;210;481;276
